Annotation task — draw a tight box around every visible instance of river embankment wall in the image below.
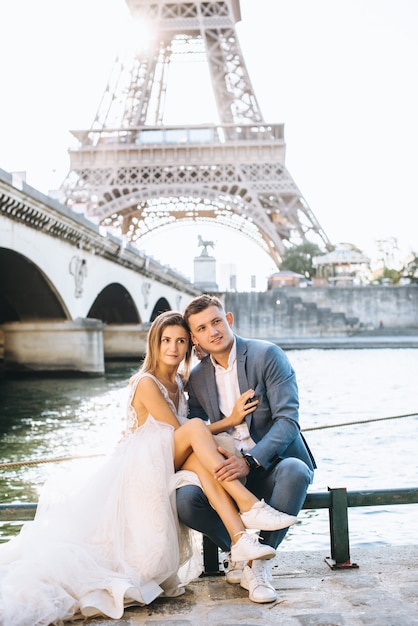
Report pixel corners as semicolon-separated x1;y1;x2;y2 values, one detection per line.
223;285;418;339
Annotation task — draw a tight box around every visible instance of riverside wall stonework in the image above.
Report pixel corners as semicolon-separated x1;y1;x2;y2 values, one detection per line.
223;285;418;338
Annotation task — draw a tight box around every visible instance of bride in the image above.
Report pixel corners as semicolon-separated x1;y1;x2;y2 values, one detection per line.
0;311;296;625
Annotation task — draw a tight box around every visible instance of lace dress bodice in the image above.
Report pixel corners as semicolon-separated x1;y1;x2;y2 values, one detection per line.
126;372;189;433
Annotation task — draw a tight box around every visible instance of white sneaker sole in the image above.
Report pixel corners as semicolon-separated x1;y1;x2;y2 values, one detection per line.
225;571;242;584
240;581;277;603
240;576;277;603
240;510;297;531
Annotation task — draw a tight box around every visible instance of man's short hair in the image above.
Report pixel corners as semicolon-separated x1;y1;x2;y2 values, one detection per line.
184;294;224;325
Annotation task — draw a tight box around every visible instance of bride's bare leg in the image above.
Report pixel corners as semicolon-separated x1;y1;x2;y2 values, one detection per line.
174;418;258;513
176;422;297;558
181;452;245;543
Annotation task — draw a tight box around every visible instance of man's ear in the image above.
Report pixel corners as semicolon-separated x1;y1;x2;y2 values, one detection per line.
226;311;234;327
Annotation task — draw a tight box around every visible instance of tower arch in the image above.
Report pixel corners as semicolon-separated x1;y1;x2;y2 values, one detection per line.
62;0;332;268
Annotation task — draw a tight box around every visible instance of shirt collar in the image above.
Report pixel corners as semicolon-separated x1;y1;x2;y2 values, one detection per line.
210;337;237;371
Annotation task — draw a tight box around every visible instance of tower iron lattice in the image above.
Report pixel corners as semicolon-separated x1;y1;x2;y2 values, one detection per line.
62;0;332;266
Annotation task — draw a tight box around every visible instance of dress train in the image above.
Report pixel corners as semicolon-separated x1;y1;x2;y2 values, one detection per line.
0;373;202;625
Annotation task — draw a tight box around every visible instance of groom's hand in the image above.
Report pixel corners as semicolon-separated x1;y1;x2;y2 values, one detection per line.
214;447;250;481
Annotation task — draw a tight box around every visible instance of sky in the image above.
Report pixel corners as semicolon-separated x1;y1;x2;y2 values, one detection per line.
1;0;418;290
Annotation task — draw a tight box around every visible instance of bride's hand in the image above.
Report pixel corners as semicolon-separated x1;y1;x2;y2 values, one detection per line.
193;343;208;360
229;390;259;426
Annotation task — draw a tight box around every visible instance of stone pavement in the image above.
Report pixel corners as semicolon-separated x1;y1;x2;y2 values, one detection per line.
81;544;418;626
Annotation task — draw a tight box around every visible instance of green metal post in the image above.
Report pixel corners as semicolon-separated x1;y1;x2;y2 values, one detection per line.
325;487;358;569
202;536;221;575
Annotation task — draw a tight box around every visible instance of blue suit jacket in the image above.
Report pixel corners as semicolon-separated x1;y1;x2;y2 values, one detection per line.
187;335;316;473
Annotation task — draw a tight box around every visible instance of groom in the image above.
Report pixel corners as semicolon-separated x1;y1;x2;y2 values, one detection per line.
176;294;316;604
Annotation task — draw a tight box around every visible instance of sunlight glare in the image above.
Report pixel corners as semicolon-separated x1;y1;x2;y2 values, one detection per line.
125;16;156;56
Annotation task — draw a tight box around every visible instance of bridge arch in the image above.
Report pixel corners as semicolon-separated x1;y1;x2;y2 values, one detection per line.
87;283;141;324
150;297;171;321
0;172;201;373
0;248;69;323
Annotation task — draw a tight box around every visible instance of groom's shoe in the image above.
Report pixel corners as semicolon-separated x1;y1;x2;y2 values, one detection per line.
240;499;297;531
240;560;277;603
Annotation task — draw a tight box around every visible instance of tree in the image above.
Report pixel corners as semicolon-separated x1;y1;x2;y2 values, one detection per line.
401;253;418;284
280;243;325;278
381;267;401;284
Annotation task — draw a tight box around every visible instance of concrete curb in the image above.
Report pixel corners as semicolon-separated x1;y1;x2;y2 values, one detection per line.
269;336;418;349
87;544;418;625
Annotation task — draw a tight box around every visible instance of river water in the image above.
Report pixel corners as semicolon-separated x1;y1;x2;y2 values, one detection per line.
0;348;417;553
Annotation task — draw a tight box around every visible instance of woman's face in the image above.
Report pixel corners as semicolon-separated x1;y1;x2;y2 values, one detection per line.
158;324;190;367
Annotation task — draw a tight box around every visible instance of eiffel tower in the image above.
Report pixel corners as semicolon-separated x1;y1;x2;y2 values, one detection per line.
62;0;332;267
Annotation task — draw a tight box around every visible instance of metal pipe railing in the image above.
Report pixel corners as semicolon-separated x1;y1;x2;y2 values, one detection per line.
2;487;417;573
203;487;418;573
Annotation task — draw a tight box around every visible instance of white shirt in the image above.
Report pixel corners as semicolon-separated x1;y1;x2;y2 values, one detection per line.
210;339;256;454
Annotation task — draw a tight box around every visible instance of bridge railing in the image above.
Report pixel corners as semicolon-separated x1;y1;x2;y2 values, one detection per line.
0;169;198;295
2;487;417;574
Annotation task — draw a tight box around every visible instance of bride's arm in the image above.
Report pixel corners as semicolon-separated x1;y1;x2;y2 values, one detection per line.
207;390;259;434
132;376;181;429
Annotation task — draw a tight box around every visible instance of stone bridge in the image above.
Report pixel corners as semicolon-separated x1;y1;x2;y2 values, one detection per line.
0;170;200;373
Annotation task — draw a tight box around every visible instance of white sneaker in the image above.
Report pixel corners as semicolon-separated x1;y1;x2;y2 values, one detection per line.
223;553;245;584
230;532;276;562
240;560;277;603
240;499;297;531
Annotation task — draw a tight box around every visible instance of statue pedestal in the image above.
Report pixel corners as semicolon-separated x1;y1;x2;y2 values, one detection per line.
193;254;218;292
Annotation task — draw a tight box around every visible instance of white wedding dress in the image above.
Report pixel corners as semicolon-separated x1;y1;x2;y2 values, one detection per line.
0;373;203;625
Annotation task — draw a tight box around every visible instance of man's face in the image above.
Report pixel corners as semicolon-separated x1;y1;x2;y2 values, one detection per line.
188;305;234;357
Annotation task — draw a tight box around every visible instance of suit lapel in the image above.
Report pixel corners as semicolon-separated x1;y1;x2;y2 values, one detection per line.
235;337;253;429
236;336;249;391
202;358;222;421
